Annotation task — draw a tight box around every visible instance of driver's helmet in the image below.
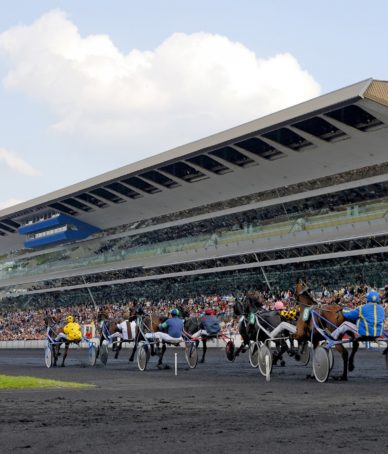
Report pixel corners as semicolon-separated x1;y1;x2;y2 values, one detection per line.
204;308;213;315
66;315;74;323
366;290;380;303
274;301;284;311
170;308;180;316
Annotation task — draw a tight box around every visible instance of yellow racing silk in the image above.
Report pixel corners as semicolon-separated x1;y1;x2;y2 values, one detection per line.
63;322;82;341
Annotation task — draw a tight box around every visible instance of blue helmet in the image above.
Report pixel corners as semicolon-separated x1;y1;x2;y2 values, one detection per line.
170;308;180;316
367;290;380;303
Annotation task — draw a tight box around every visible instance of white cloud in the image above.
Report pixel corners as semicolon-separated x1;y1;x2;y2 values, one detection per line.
0;10;321;158
0;148;39;176
0;197;25;210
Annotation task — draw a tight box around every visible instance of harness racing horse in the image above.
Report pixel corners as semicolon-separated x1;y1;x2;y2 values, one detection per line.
293;279;357;380
96;309;138;363
44;314;79;367
137;310;173;369
233;292;293;365
179;306;219;364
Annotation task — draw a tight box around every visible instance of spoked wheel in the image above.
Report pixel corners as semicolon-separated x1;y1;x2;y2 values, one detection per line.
100;343;109;366
249;342;260;368
328;347;334;371
44;344;53;368
137;344;150;371
312;346;330;383
185;342;198;369
295;341;310;366
88;344;97;367
258;345;272;382
225;340;236;362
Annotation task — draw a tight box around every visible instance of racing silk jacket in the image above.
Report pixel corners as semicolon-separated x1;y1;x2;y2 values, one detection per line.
200;315;221;335
342;303;385;337
160;317;184;338
63;322;82;341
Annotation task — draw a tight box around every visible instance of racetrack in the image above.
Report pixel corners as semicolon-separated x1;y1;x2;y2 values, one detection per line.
0;347;388;454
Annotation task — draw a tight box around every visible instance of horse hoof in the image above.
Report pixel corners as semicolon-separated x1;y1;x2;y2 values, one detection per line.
200;359;205;364
280;361;285;367
349;364;355;372
61;364;65;368
333;375;347;381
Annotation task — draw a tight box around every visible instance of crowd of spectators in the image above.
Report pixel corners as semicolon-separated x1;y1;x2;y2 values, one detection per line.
1;284;387;341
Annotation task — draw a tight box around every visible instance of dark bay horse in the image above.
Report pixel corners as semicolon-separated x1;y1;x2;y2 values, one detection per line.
293;279;357;380
44;314;79;367
233;292;293;365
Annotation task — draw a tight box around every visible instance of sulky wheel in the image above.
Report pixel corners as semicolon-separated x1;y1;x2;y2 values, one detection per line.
185;343;198;369
258;344;272;382
225;340;236;362
249;341;260;368
312;346;330;383
88;344;97;367
100;343;109;366
137;344;150;371
44;345;53;368
328;347;334;372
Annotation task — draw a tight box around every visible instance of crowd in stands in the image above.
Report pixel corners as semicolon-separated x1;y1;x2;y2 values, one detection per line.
1;284;388;341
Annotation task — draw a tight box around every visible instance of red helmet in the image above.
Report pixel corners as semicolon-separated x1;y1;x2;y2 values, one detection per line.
204;308;213;315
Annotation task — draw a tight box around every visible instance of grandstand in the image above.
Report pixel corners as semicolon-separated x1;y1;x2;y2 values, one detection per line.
0;78;387;307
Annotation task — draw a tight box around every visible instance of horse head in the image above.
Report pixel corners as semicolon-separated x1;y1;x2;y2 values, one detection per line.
294;279;315;341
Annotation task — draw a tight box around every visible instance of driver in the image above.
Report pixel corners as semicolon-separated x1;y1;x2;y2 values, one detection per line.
330;290;385;340
191;308;221;339
55;315;82;343
145;308;183;344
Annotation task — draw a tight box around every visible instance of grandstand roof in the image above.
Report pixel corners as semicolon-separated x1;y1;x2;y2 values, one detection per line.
1;78;388;250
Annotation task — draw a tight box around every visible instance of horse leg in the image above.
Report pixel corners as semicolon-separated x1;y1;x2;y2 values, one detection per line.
114;339;122;359
129;339;137;362
348;340;359;372
334;344;349;381
200;340;206;363
53;344;59;367
157;343;168;369
61;344;69;367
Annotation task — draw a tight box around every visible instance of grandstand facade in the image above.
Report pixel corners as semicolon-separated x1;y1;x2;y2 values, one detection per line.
0;78;387;307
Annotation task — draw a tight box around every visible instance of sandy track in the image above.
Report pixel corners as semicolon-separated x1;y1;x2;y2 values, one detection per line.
0;348;387;454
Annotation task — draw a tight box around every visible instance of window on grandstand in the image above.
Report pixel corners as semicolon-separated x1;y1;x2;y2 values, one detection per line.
210;146;255;167
49;202;78;216
159;162;208;182
139;170;180;189
90;187;126;204
121;176;162;194
234;137;285;160
61;198;94;212
75;193;108;209
291;117;349;142
105;182;143;199
186;155;232;174
262;128;314;151
324;105;385;131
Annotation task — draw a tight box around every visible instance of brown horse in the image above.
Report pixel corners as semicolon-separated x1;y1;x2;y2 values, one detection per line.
293;279;357;381
44;314;79;367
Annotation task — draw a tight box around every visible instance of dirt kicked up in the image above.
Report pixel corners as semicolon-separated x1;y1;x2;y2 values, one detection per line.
0;348;387;454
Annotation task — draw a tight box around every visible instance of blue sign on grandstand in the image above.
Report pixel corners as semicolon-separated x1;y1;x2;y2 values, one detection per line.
18;213;101;248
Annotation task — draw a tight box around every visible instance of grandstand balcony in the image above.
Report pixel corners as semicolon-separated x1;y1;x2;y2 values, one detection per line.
0;197;386;288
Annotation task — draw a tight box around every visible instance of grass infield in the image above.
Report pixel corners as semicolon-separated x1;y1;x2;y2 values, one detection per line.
0;374;94;389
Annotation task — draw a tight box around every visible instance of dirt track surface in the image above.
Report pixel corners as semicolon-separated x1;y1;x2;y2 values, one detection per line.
0;347;388;454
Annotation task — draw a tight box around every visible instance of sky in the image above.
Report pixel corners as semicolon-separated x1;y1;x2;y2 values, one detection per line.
0;0;387;211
